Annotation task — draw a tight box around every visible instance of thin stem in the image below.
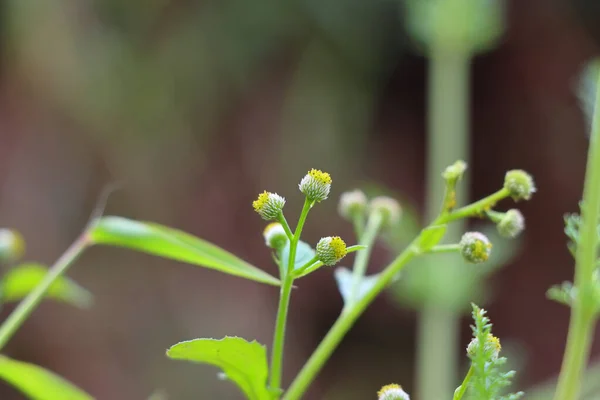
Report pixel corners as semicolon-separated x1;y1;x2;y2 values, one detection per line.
278;213;294;241
352;212;366;241
269;274;294;392
445;188;509;223
292;256;319;277
269;197;313;391
283;236;420;400
453;365;474;400
417;43;470;400
553;72;600;400
428;244;461;254
0;233;91;350
348;211;383;306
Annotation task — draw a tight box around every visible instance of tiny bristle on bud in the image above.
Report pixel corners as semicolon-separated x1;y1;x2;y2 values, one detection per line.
369;196;402;227
263;222;288;249
252;191;286;220
459;232;492;263
338;189;368;220
504;170;536;201
467;333;501;361
378;384;410;400
497;209;525;238
299;169;332;202
316;236;347;266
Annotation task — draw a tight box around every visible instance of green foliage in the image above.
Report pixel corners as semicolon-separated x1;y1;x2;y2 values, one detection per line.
0;263;93;309
91;216;280;286
280;240;315;272
469;304;523;400
416;224;447;253
166;337;272;400
0;355;93;400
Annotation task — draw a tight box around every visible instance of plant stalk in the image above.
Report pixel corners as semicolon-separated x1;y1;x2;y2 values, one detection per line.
553;72;600;400
0;233;91;350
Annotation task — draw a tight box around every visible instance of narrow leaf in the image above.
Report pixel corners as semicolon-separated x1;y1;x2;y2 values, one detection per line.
0;263;93;309
0;355;93;400
166;337;270;400
91;217;279;286
417;224;447;252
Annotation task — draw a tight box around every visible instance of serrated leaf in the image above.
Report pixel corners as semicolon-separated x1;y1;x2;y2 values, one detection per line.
417;224;447;252
334;267;400;304
166;337;270;400
0;263;93;309
547;282;575;307
280;240;315;272
0;355;93;400
91;216;279;286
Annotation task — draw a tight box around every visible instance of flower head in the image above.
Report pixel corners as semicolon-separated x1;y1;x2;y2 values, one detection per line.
338;189;367;220
442;160;467;182
0;229;25;264
467;333;501;361
459;232;492;263
252;191;285;220
369;196;402;227
504;170;536;201
377;384;410;400
497;209;525;238
316;236;347;266
263;222;288;249
299;169;332;202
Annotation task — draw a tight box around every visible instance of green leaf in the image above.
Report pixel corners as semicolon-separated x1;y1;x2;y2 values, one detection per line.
166;337;270;400
0;355;93;400
91;216;279;286
546;282;575;307
0;263;93;309
416;224;447;252
280;240;315;272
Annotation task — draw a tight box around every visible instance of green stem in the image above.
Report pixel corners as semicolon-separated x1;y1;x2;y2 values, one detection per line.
292;256;320;277
417;43;471;400
348;211;383;306
429;244;461;254
453;365;474;400
352;212;366;240
278;213;294;241
553;72;600;400
269;197;313;392
283;236;421;400
446;188;509;222
0;233;91;350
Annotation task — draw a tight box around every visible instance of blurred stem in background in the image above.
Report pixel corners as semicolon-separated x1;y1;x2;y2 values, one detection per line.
416;43;470;400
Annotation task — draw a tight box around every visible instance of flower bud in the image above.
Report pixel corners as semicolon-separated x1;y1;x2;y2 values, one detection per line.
467;333;501;361
0;229;25;264
497;209;525;238
263;222;288;250
504;170;536;201
378;384;410;400
299;169;332;202
442;160;467;183
459;232;492;263
316;236;347;266
338;189;367;220
252;191;286;220
369;196;402;227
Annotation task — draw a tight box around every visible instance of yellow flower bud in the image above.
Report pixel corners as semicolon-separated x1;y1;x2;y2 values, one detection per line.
378;384;410;400
252;191;285;220
316;236;347;266
299;169;332;202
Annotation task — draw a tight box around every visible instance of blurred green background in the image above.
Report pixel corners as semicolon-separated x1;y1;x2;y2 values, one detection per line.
0;0;599;399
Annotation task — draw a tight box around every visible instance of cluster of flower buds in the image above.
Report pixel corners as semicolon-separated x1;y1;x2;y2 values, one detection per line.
467;333;502;361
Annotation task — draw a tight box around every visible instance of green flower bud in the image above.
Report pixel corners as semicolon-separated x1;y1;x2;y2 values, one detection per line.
378;384;410;400
497;209;525;238
467;333;501;361
299;169;332;202
338;189;367;220
459;232;492;263
504;170;536;201
0;229;25;264
369;196;402;227
252;191;285;220
442;160;467;182
263;222;288;249
316;236;347;266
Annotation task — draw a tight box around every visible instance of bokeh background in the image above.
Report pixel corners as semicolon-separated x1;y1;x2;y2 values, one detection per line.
1;0;600;399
